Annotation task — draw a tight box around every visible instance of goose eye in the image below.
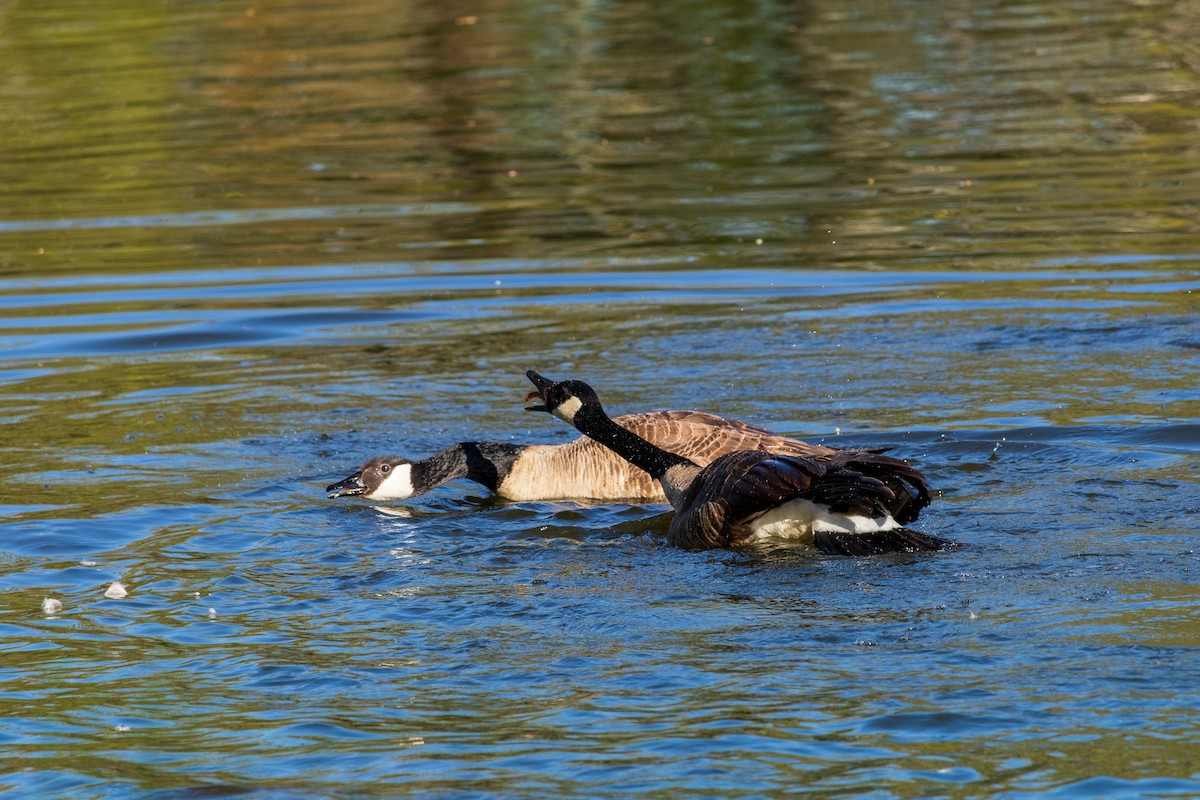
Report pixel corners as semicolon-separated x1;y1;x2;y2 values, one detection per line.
380;464;391;474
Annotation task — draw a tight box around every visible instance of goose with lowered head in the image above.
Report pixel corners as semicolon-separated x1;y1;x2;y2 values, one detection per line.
327;411;839;503
523;370;949;555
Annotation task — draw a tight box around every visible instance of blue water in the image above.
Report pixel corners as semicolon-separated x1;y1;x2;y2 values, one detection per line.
2;0;1200;796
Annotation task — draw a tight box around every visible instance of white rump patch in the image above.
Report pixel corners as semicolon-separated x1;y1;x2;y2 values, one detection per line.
745;497;900;544
552;396;582;425
369;463;415;500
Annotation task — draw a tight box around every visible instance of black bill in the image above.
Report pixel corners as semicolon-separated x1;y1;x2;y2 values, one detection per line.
326;472;366;498
524;369;555;412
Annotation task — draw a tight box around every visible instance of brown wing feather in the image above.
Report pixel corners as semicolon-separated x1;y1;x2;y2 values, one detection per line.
617;411;838;463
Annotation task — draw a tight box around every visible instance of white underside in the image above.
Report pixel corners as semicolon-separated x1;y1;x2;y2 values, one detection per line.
742;497;900;545
367;464;415;500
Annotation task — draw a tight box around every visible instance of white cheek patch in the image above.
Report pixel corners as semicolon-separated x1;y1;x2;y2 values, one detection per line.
553;396;582;424
368;463;415;500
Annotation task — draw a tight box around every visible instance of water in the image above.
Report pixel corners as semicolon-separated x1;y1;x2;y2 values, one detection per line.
2;0;1199;796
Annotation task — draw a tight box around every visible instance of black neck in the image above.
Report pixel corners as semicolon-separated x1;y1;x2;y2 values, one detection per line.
573;406;693;479
414;442;524;492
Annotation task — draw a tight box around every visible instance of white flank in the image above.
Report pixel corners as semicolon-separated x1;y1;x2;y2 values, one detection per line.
104;581;128;599
745;497;900;543
552;396;583;424
42;597;63;615
369;463;415;500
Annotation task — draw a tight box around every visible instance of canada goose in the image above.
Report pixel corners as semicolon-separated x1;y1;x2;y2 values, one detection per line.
326;412;838;503
524;370;949;555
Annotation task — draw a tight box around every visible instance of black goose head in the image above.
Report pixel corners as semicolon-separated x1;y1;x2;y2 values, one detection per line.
326;455;416;500
524;370;605;426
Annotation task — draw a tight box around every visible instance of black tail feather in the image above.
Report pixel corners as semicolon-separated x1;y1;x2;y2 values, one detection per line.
811;527;955;557
826;450;932;526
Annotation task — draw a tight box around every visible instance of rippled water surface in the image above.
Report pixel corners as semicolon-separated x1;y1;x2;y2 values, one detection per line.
3;0;1200;797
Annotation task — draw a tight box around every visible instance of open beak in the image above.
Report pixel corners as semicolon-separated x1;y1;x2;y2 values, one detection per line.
326;471;366;498
524;369;554;412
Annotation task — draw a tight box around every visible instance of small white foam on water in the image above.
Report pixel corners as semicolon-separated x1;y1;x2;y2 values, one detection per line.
104;581;128;599
42;598;63;615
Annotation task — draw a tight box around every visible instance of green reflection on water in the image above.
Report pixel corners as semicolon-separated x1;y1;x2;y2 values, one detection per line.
2;0;1199;274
